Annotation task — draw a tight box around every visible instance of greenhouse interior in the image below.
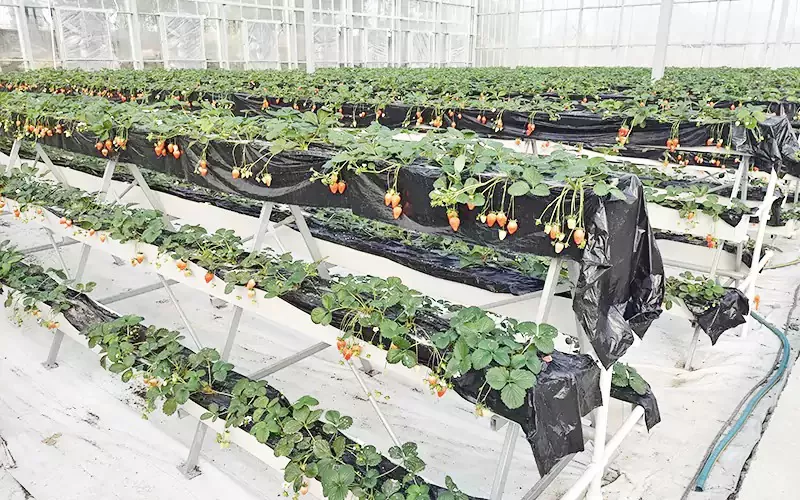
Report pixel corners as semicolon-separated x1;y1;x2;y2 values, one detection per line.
1;1;800;499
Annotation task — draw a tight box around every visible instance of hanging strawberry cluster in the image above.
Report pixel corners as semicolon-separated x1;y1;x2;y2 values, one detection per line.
536;179;587;254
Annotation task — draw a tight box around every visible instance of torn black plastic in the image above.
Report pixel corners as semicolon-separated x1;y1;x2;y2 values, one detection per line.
684;289;750;344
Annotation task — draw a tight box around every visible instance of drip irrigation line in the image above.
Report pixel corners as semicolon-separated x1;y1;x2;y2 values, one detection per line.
765;257;800;270
679;311;792;499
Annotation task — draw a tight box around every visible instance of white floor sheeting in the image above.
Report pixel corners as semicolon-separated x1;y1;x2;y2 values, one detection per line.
1;202;799;500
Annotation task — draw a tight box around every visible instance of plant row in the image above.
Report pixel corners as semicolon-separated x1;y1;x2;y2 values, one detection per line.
0;135;554;285
0;91;629;252
0;167;566;412
0;67;789;137
0;244;469;500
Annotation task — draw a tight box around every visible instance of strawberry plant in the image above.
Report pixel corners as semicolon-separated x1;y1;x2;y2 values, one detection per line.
664;271;726;311
0;253;466;500
611;363;648;396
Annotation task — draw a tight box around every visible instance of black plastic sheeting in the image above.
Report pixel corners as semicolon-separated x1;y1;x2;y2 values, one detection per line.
233;92;800;177
732;115;800;177
25;127;666;370
684;289;750;344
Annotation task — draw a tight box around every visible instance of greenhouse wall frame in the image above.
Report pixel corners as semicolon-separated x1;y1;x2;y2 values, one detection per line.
0;0;798;72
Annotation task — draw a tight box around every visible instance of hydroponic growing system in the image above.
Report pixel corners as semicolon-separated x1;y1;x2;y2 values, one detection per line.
0;64;799;500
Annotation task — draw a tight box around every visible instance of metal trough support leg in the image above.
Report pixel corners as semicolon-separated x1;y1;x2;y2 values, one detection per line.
220;306;243;362
157;275;203;351
45;230;72;280
535;258;562;324
126;164;175;230
35;143;70;186
6;139;21;174
251;202;287;254
586;366;612;500
794;180;799;205
289;205;330;280
684;241;725;370
73;244;92;284
42;329;65;370
248;342;330;380
490;423;521;500
177;304;242;480
346;359;402;447
684;324;703;370
178;422;207;479
741;169;778;339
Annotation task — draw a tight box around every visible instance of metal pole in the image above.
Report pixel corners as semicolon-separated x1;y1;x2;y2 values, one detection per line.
72;244;92;283
346;359;402;447
23;239;80;255
178;422;207;479
128;0;144;69
520;453;577;500
303;0;315;72
114;180;138;201
98;159;118;200
508;0;521;68
157;275;204;351
650;0;674;80
489;423;521;500
42;329;66;369
14;0;34;70
586;366;612;499
253;202;272;249
35;144;70;186
248;342;330;379
771;0;790;69
126;165;175;230
6;139;21;174
219;5;230;69
684;324;703;370
741;169;779;339
573;0;584;66
220;306;243;361
45;230;72;280
288;205;330;279
97;279;178;304
534;258;562;324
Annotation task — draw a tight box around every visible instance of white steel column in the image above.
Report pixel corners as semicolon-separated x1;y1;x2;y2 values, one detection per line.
128;0;144;69
468;0;478;66
158;14;170;68
219;4;230;69
303;0;315;72
761;0;778;67
507;0;521;68
770;0;791;69
15;0;34;70
573;0;584;66
651;0;674;80
700;0;722;68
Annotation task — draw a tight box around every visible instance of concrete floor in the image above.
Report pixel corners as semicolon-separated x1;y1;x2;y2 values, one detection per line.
738;328;800;500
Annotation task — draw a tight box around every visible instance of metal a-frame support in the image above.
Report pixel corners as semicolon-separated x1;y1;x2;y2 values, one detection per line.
13;146;198;371
489;257;562;500
178;201;338;478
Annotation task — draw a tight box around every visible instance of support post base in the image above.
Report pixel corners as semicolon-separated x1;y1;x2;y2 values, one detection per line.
177;463;202;479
